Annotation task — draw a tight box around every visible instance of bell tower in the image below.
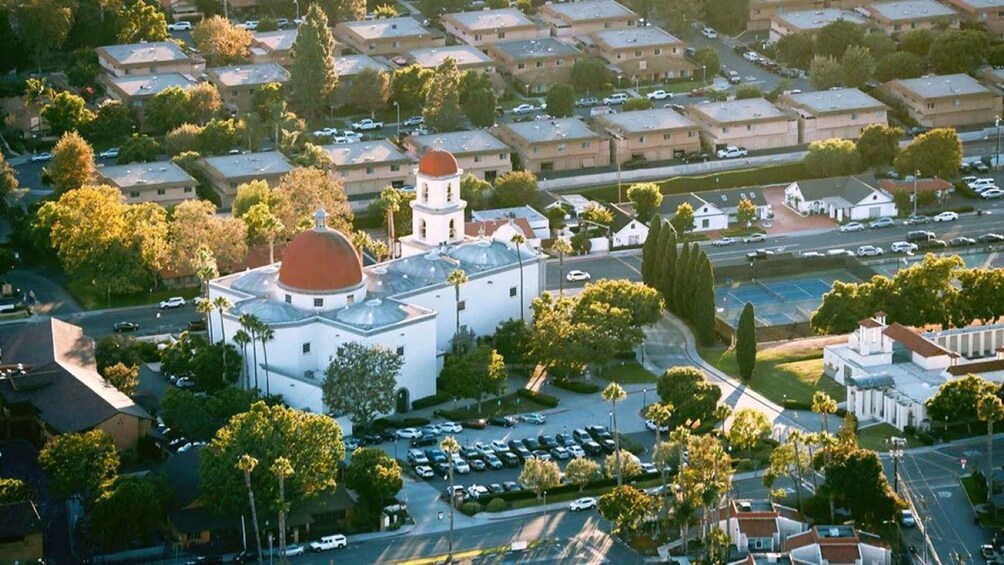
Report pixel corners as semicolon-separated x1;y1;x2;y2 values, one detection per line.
400;145;466;258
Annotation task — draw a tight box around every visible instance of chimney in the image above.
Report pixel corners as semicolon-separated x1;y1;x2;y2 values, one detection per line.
874;311;887;325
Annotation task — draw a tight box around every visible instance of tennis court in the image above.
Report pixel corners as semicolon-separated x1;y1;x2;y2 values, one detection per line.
716;270;860;327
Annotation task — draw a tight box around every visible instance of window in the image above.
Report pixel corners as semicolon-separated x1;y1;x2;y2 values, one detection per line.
580;141;590;148
184;187;192;193
634;50;641;57
510;286;518;296
285;294;292;303
473;155;481;162
532;146;540;154
953;99;961;107
314;298;323;307
688;130;694;137
638;136;646;143
396;346;405;356
155;188;164;196
604;22;611;28
535;61;543;68
447;183;453;201
422;183;429;202
302;342;311;354
499;153;506;160
130;191;140;198
366;166;374;174
458;300;466;311
449;218;456;238
746;124;753;132
616;53;623;60
654;48;661;55
346;295;355;305
663;133;671;140
498;31;505;39
927;102;935;109
392;41;399;48
557;143;566;152
555;59;564;67
368;44;376;50
722;126;730;133
420;219;427;239
517;63;525;70
391;164;400;172
474;34;483;41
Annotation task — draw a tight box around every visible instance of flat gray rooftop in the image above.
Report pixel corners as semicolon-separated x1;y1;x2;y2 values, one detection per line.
690;98;788;124
491;38;581;60
501;117;602;144
252;30;298;52
107;73;196;97
321;140;411;167
785;88;886;114
333;54;390;76
867;0;958;20
597;108;698;133
472;206;548;223
99;41;188;66
341;16;438;40
891;73;991;98
592;27;683;49
444;8;536;30
951;0;1004;8
774;8;868;29
409;130;509;154
408;45;493;68
543;0;636;22
208;63;289;86
98;162;195;188
202;151;293;179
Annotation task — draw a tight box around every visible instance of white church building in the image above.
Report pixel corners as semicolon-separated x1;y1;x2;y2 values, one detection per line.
207;150;545;433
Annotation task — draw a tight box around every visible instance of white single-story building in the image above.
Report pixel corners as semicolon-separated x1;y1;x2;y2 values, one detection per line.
470;205;551;240
783;176;896;222
609;204;650;248
660;187;771;232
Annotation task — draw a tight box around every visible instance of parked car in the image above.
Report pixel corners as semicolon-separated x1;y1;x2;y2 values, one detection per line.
489;415;516;427
716;145;748;159
413;463;434;478
113;321;139;333
890;241;918;254
646;90;671;101
586;425;612;441
469;458;486;471
159;296;186;309
538;435;558;449
521;413;546;424
439;421;463;433
933;211;958;222
484;453;503;469
175;377;195;389
490;439;511;452
645;419;669;432
402;115;424;127
640;462;658;474
167;21;193;31
900;509;916;527
603;93;630;105
396;427;422;439
511;103;535;115
950;236;976;247
309;534;347;551
701;27;717;39
977;233;1004;244
682;152;711;163
743;233;766;243
856;245;884;257
499;451;520;467
550;446;571;460
30;152;52;162
503;481;521;492
575;96;600;107
981;188;1004;199
582;440;602;455
531;449;552;461
568;444;586;458
569;497;598;511
407;449;429;465
351;118;383;130
461;418;488;429
473;441;495;456
99;147;120;159
868;217;895;229
555;433;575;447
451;455;470;474
511;444;533;462
904;214;929;225
712;237;736;247
522;437;541;451
839;222;864;233
410;435;437;447
566;270;591;282
466;485;490;499
420;424;441;436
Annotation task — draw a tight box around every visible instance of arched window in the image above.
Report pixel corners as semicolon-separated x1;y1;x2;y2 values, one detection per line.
422;183;429;203
420;219;427;239
446;183;453;202
448;219;456;239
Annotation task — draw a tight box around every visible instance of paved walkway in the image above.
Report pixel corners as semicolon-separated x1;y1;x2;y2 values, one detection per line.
6;268;81;316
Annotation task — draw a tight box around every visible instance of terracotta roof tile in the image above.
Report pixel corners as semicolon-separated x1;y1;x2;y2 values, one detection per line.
738;517;778;537
883;323;951;358
859;318;882;328
820;545;861;563
465;218;534;239
947;358;1004;376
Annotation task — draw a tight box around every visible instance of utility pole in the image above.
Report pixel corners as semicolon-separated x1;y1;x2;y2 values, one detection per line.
996;115;1001;170
913;170;919;217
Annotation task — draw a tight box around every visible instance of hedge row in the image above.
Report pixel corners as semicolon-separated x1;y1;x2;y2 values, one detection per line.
372;416;431;430
517;388;559;408
411;393;451;410
552;379;600;394
486;471;661;505
781;399;847;418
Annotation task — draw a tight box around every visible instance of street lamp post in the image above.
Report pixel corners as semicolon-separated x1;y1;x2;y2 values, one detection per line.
293;0;299;20
888;437;905;493
912;169;919;216
642;388;647;408
632;75;639;93
448;466;455;561
393;101;401;141
608;411;613;430
702;65;706;85
996;115;1001;170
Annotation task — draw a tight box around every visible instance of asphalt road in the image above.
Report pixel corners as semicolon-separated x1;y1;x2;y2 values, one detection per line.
66;301;202;339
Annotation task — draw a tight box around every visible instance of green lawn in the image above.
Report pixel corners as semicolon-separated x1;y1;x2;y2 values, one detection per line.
67;280;201;311
697;342;844;407
856;423;921;452
596;360;658;384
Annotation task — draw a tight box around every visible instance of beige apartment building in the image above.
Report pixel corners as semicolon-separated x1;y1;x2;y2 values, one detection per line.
778;87;888;143
863;0;960;33
769;8;869;40
595;108;701;164
943;0;1004;38
321;140;412;199
96;41;197;77
492;117;609;173
592;27;693;82
206;63;290;112
885;73;1001;128
485;38;581;94
686;98;798;151
442;8;542;49
250;30;299;65
406;45;496;74
540;0;638;37
334;17;445;57
98;162;198;206
104;73;196;118
404;130;512;183
748;0;824;30
200;151;293;207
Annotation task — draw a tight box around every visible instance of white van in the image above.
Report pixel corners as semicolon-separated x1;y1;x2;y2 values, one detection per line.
969;178;996;190
309;534;347;552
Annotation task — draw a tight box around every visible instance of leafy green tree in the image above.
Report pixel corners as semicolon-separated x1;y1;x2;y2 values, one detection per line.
840;45;874;88
188;82;222;124
0;478;28;504
894;128;962;179
776;33;814;69
41;91;94;136
581;204;614;227
576;279;663;329
462;87;497;129
875;51;924;82
492;170;538;208
694;47;721;78
818;447;901;528
735;302;756;380
344;447;403;508
348;68;389;116
389;65;434;114
198;118;241;155
165;124;204;156
862;32;896;60
0;153;24;215
460;173;492;211
17;0;75;70
565;457;601;492
317;0;365;24
598;485;652;534
90;475;167;550
656;366;722;430
928;28;990;74
856;123;903;167
423;58;464;133
440;344;506;414
322;342;402;430
809;55;843;90
289;6;338;120
115;0;168;43
670;201;694;233
101;362;138;395
728;408;770;450
117;133;161;164
979;394;1004;499
815;19;864;58
927;374;998;429
804;138;861;176
192;16;252;66
491;319;532;366
899;29;934;57
812;391;838;436
626;183;662;222
640;214;661;286
571;58;611;93
39;430;119;505
734;85;762;100
271;167;353;237
545;84;575;118
145;86;191;134
693;255;716;346
622;98;653;111
459;70;493;109
89;100;136;142
200;402;345;517
49;131;96;193
736;197;756;226
518;457;560;500
654;0;702;38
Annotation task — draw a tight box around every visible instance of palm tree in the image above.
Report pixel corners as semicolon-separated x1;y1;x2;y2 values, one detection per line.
811;391;838;436
351;230;370;263
380;188;401;255
260;210;284;264
602;382;627;486
440;436;461;561
257;321;275;397
979;394;1004;502
272;457;293;563
23;78;52;138
510;233;527;323
196;299;214;336
645;402;674;515
551;237;572;296
236;454;264;563
233;329;252;389
213;296;233;344
714;404;733;435
446;269;469;338
193;246;219;297
239;313;261;391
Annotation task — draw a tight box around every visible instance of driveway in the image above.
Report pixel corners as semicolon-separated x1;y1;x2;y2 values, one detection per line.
762;186;836;235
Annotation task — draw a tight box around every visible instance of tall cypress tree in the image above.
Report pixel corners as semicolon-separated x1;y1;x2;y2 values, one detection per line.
289;5;337;121
661;224;678;310
736;302;757;379
695;257;718;346
683;243;703;320
642;214;662;286
672;240;691;316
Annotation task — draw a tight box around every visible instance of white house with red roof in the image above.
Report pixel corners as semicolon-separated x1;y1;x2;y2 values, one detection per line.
783;525;891;565
717;499;807;556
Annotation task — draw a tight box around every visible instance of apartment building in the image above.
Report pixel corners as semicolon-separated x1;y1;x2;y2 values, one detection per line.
406;45;496;74
944;0;1004;39
748;0;824;31
200;151;293;207
778;87;888;143
769;8;869;40
492;117;609;173
321;140;412;199
334;16;445;57
540;0;638;37
332;55;391;107
98;162;198;206
404;130;512;182
442;8;541;49
885;73;1001;128
96;41;197;77
863;0;960;33
595;108;701;164
591;27;694;82
686;98;798;151
250;30;299;65
104;73;196;117
485;38;581;94
206;63;290;112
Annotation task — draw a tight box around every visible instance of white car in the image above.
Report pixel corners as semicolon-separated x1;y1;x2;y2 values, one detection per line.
968;178;996;190
490;440;510;452
568;444;586;458
645;419;669;432
402;115;424;126
30;152;52;162
646;90;671;101
839;222;864;233
439;421;463;433
551;446;571;460
159;296;186;309
566;270;591;282
451;455;470;474
396;427;422;439
466;484;490;499
309;534;347;551
340;131;363;143
900;509;916;527
712;237;736;247
856;245;884;257
640;462;658;474
701;27;717;38
742;51;761;62
512;103;535;115
99;147;120;159
313;127;338;137
521;413;546;424
284;544;305;556
933;211;958;222
352;118;383;130
569;497;597;511
802;251;825;258
175;377;195;389
981;188;1004;199
603;93;629;105
743;233;766;243
241;20;259;30
891;241;918;254
167;21;192;31
472;441;495;456
414;465;434;478
717;145;748;159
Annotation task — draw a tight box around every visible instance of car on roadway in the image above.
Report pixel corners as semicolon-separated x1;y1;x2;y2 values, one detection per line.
175;377;195;389
640;462;658;474
30;152;52;162
647;90;671;101
566;270;591;282
868;217;895;229
904;214;929;225
402;115;424;127
856;245;884;257
99;147;120;159
575;96;600;107
742;51;761;62
701;27;717;39
521;413;547;424
167;21;193;31
712;237;736;247
645;419;669;432
839;222;864;233
603;93;630;105
716;145;748;159
284;544;305;557
511;103;535;115
569;497;598;511
159;296;186;309
950;236;976;247
113;321;139;333
420;424;441;436
981;188;1004;199
933;211;958;222
890;241;918;254
802;251;824;258
351;118;383;130
489;415;516;427
310;534;347;551
743;233;766;244
439;421;463;433
396;427;422;439
907;230;935;242
978;233;1004;244
900;509;916;527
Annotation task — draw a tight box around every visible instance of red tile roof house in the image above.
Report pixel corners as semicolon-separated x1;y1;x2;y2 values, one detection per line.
784;525;892;564
717;499;808;556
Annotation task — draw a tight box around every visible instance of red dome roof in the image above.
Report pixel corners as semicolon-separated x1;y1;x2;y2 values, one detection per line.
278;227;363;292
418;150;459;177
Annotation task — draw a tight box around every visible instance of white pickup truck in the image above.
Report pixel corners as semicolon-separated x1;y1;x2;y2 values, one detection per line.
309;534;347;552
716;145;748;159
351;118;383;131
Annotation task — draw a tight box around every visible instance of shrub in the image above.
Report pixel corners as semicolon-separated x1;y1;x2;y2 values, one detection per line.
615;433;645;455
517;388;559;408
486;498;507;512
917;431;935;445
552;379;600;394
412;393;450;410
460;501;483;515
372;416;430;430
782;399;812;411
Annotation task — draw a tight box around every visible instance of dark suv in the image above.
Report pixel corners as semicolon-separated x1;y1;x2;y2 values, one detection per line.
907;230;935;243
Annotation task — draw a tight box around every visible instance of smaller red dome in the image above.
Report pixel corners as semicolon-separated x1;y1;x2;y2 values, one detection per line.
418;150;459;177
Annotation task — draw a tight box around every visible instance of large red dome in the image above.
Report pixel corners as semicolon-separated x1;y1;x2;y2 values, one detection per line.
278;217;362;292
418;150;459;177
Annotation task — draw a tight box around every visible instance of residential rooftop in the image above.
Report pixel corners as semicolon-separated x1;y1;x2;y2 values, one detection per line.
321;140;411;167
408;45;493;68
98;41;189;66
471;205;549;223
491;37;581;60
107;73;196;98
202;151;293;179
543;0;637;22
689;98;788;124
252;29;298;52
333;54;390;76
500;117;602;144
444;7;537;30
591;26;683;49
596;108;698;134
774;8;868;29
867;0;958;20
951;0;1004;8
340;16;440;40
409;130;509;155
98;162;196;188
784;88;886;114
208;63;289;86
890;73;991;98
